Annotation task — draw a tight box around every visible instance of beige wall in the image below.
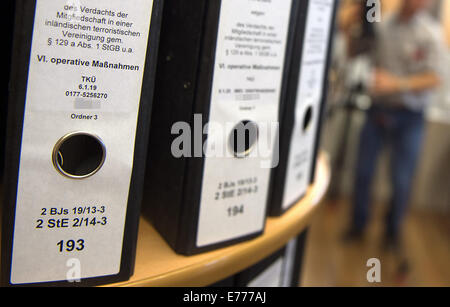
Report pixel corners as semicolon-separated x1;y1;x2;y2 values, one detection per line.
381;0;402;14
383;0;450;46
444;0;450;46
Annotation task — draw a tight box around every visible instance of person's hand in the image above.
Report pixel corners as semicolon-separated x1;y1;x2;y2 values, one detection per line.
372;69;408;96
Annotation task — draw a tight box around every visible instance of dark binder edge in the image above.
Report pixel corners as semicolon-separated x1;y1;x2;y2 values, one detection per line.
1;0;35;287
0;1;15;182
289;230;309;287
177;0;230;255
142;0;211;254
119;0;164;282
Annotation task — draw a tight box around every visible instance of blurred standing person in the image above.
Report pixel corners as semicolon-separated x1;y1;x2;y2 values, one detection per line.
327;0;376;201
346;0;445;251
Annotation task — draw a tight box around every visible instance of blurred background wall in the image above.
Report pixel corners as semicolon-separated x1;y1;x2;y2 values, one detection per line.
302;0;449;287
445;0;450;44
323;0;450;213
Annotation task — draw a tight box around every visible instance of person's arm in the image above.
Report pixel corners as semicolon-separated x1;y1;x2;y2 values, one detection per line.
372;69;441;96
402;72;441;92
374;18;446;97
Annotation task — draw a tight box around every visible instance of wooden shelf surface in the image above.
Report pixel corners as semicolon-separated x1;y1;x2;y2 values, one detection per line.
107;153;331;287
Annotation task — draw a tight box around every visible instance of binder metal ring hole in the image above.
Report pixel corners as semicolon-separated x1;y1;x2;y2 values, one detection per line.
53;132;106;179
302;106;314;133
57;151;64;167
229;120;259;159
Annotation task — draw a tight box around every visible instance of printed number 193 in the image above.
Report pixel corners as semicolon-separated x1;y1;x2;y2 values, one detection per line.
57;239;85;253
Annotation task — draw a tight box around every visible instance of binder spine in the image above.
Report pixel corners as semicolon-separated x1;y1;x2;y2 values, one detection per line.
269;0;338;216
194;0;295;250
309;0;339;185
2;0;163;286
144;0;297;255
143;0;211;254
268;0;309;217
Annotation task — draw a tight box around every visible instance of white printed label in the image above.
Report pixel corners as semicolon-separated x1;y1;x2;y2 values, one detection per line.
196;0;293;247
247;258;284;288
282;0;334;210
11;0;154;284
249;237;299;287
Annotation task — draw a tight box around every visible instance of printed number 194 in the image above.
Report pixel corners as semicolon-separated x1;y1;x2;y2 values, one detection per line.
227;205;244;217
